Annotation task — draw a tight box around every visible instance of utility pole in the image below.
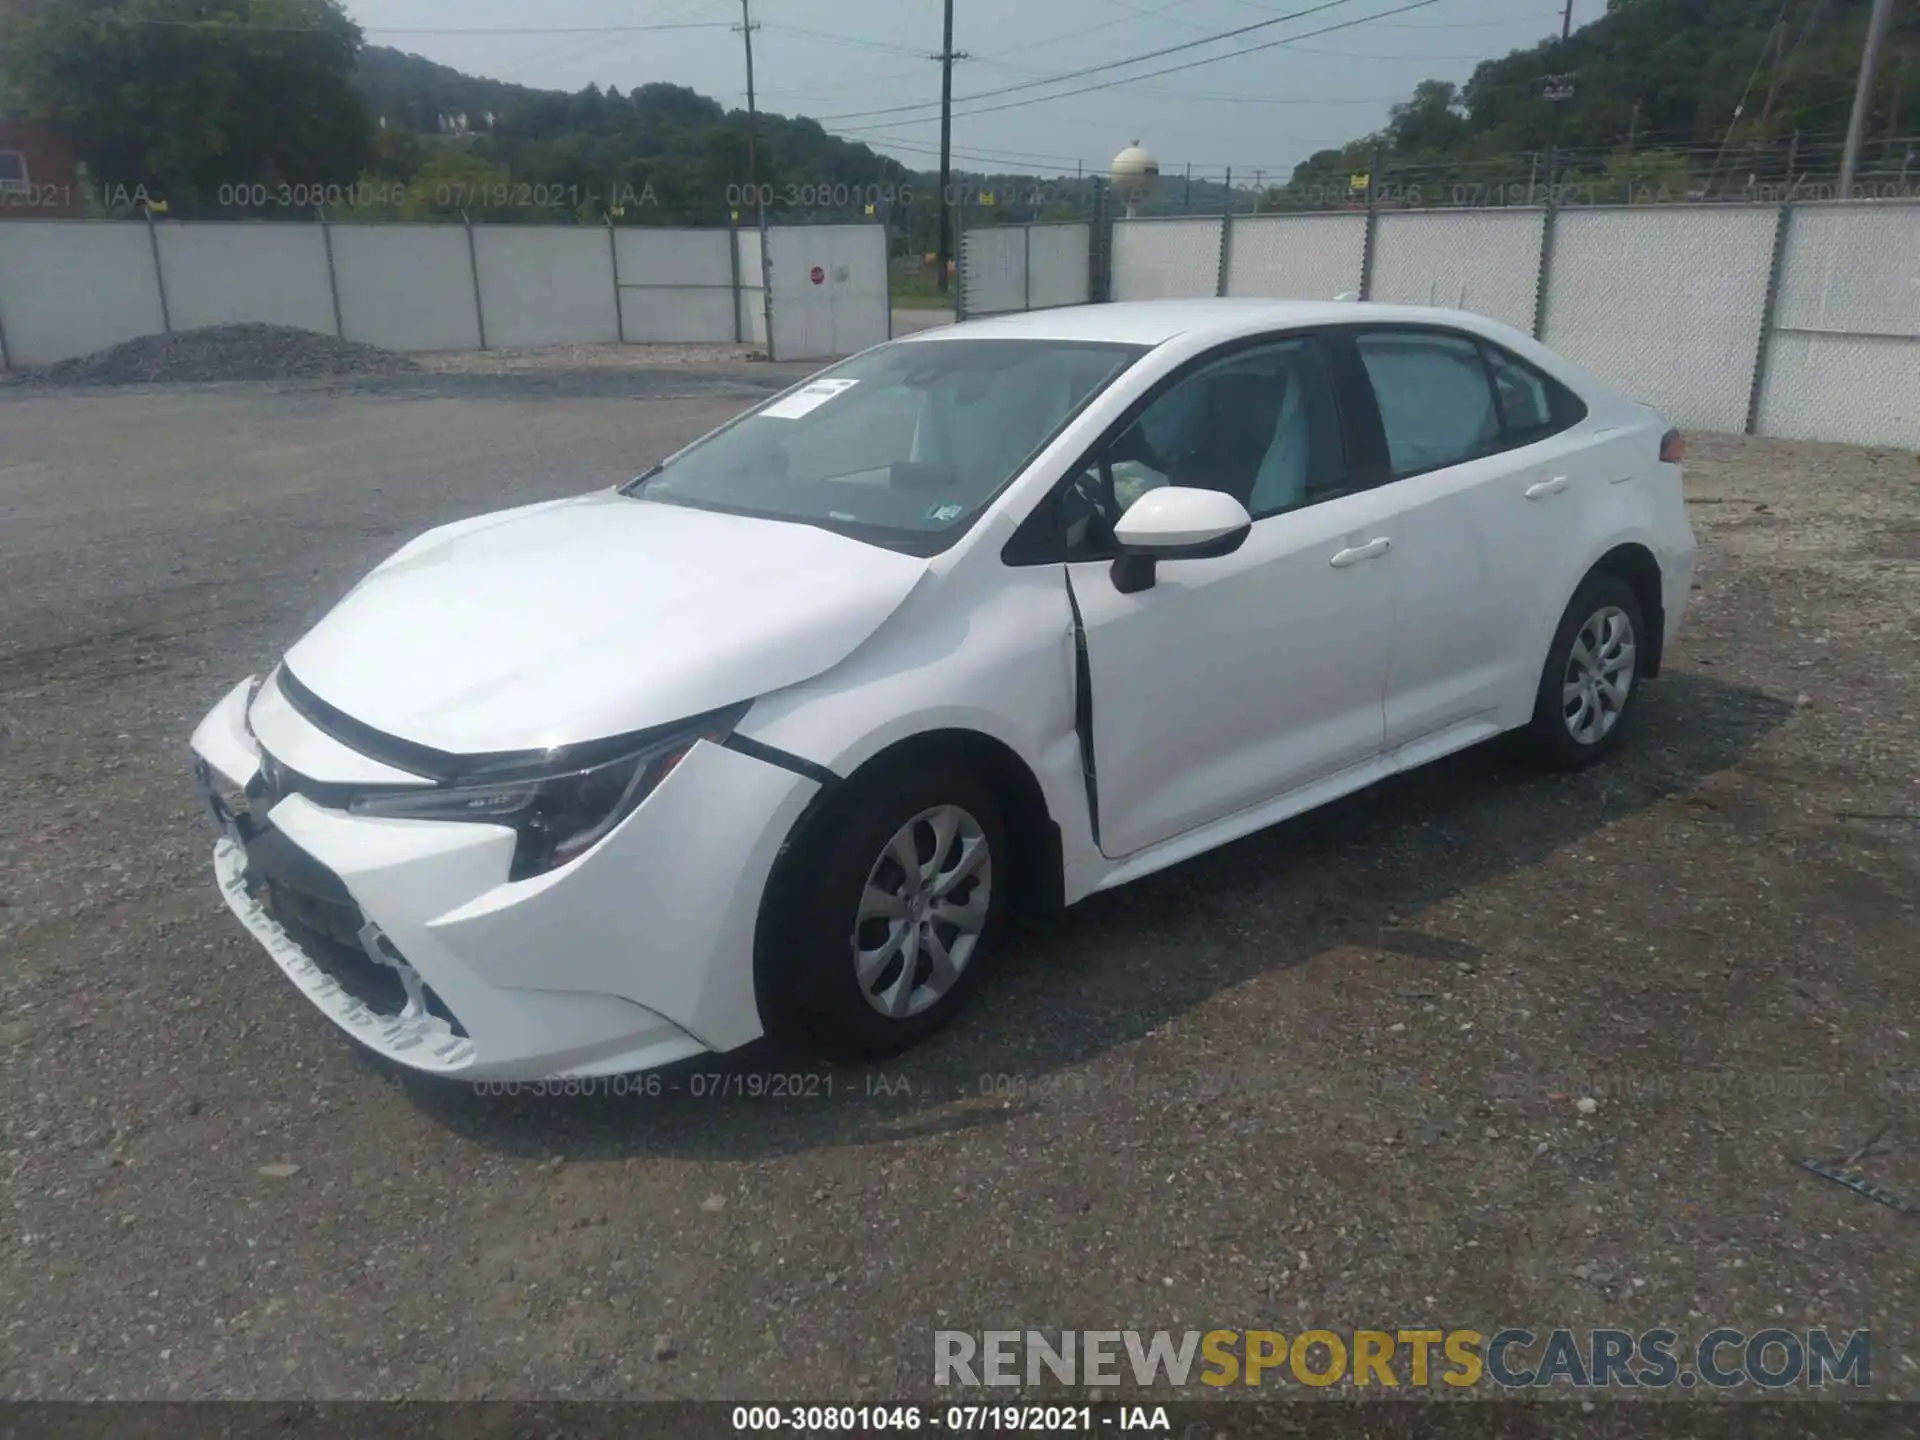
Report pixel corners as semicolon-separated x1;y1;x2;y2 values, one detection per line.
737;0;774;356
932;0;967;296
1541;0;1576;196
1184;161;1192;213
1840;0;1896;197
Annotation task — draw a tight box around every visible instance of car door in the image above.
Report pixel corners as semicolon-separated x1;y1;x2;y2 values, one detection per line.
1345;327;1593;753
1051;334;1398;860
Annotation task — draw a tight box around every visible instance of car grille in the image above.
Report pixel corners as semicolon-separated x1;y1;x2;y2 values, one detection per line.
228;749;468;1038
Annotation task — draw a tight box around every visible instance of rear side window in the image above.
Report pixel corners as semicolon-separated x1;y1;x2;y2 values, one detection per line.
1354;331;1500;477
1483;343;1587;441
1354;328;1587;478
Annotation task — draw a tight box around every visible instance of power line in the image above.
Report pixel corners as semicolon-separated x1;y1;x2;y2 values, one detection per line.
830;0;1454;130
759;22;934;59
807;0;1380;123
93;16;735;36
972;0;1197;64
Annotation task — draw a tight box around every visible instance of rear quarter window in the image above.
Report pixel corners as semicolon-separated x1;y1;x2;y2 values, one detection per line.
1483;343;1588;443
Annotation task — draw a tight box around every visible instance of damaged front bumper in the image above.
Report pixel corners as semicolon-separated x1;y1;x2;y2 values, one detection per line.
188;674;817;1081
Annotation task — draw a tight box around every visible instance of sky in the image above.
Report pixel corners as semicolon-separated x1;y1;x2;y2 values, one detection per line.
342;0;1591;182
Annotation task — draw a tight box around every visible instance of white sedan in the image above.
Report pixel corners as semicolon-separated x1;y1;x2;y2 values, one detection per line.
189;299;1696;1081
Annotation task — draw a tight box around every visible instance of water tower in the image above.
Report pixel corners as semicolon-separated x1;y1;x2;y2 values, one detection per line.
1111;141;1159;219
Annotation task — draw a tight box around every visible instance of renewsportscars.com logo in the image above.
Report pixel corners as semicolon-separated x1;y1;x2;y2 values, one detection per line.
933;1328;1872;1391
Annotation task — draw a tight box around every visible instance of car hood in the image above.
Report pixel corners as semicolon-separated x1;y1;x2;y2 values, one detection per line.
282;491;930;755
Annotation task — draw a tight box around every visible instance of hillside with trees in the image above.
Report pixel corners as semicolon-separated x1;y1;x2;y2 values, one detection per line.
0;2;927;227
1279;0;1919;207
3;0;1913;228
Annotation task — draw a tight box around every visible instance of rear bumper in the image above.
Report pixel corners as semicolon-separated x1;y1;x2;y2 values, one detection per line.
190;675;819;1081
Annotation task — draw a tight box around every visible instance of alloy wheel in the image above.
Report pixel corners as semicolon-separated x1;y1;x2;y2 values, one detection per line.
1562;604;1636;745
852;805;992;1019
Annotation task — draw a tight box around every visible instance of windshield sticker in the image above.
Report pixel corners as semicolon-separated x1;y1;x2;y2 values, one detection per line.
925;502;965;524
760;377;860;419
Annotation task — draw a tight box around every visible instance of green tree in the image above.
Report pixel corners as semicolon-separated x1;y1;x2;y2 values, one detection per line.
0;0;374;215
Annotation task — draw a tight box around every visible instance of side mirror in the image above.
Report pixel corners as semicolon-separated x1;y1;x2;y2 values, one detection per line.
1109;487;1252;595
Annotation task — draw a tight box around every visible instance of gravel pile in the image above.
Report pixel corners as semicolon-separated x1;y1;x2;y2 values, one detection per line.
4;322;420;387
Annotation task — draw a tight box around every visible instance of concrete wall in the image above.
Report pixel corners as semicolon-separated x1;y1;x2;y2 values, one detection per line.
473;225;620;349
0;221;166;366
156;223;337;336
735;228;769;348
615;227;737;344
330;224;482;354
0;219;894;369
1033;201;1920;447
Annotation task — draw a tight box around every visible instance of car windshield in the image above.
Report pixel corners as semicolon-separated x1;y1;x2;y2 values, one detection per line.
624;338;1147;552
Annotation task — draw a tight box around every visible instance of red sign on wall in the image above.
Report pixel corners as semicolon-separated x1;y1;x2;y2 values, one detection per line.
810;265;826;285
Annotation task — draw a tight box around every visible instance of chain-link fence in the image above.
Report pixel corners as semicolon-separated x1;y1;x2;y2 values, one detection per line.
1368;209;1545;335
1755;202;1920;448
1542;207;1779;434
1224;214;1367;303
959;199;1920;449
1109;217;1224;300
958;222;1091;318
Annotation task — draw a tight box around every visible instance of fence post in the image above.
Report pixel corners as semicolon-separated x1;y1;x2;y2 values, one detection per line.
954;227;967;322
757;207;777;363
318;208;345;339
145;205;173;333
605;211;627;345
1745;202;1794;436
0;300;11;371
1215;166;1233;297
1022;222;1032;311
462;212;488;350
1531;197;1559;340
1091;177;1109;303
1358;143;1383;300
884;207;895;340
729;224;745;344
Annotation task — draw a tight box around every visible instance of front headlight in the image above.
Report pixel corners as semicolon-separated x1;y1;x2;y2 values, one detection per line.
347;703;748;880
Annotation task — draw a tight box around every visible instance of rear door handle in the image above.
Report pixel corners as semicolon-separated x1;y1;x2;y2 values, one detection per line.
1330;537;1392;568
1525;475;1571;500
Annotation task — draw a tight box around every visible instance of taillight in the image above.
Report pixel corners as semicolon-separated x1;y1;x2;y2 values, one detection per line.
1659;428;1685;464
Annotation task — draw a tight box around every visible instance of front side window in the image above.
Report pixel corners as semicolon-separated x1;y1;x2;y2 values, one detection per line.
1056;335;1350;559
626;338;1145;554
0;151;28;193
1354;330;1502;478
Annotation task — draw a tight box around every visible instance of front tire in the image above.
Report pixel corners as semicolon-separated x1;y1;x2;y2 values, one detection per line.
1524;573;1646;770
766;762;1010;1060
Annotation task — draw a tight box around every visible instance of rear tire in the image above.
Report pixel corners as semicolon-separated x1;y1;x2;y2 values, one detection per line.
765;762;1010;1061
1523;573;1646;770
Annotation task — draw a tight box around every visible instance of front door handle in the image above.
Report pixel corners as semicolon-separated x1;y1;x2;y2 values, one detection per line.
1525;475;1571;500
1330;537;1392;568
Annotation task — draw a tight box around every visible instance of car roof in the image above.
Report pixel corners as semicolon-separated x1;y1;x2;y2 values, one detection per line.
899;297;1526;349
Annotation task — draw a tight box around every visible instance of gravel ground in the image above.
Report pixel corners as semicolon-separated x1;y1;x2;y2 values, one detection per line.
0;374;1915;1411
0;325;422;389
